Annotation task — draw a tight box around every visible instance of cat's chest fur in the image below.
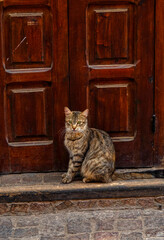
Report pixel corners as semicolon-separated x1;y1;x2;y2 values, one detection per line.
64;131;88;156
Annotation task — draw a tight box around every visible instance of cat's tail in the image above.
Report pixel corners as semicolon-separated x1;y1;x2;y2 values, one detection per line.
112;171;155;181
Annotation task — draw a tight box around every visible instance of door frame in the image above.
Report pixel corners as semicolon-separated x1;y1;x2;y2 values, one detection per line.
154;0;164;168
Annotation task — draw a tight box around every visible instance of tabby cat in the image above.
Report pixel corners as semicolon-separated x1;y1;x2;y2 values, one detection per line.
62;107;115;184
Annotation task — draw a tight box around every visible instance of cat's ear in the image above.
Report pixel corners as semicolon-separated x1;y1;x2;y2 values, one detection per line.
81;109;89;118
64;107;72;116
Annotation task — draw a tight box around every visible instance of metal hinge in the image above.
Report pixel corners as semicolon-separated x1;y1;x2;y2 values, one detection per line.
152;114;156;133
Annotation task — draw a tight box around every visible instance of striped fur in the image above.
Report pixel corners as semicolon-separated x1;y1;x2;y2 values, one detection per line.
62;107;115;184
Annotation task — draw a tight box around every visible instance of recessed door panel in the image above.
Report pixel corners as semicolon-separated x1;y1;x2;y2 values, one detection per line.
87;4;134;65
3;7;52;70
6;85;53;142
10;13;44;64
88;79;136;139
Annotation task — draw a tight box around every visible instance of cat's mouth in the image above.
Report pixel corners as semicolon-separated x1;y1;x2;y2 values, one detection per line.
71;128;87;133
66;127;86;133
72;129;79;132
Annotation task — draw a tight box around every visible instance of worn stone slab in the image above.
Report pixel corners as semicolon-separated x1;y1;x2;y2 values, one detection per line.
0;178;164;203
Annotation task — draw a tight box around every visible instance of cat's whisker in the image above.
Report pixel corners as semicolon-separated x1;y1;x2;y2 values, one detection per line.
57;126;65;133
58;127;66;140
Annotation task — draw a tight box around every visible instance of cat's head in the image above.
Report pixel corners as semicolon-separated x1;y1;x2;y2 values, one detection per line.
64;107;89;133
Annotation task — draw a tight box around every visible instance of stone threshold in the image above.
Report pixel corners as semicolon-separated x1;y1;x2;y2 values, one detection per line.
0;169;163;203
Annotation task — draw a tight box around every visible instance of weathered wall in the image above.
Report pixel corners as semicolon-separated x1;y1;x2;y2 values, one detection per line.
0;196;164;240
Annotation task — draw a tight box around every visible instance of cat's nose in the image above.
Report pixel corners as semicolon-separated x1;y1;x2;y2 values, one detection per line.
72;125;76;130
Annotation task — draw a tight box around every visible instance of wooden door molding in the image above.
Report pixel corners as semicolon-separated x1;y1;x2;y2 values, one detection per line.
155;0;164;168
0;2;10;173
51;0;69;170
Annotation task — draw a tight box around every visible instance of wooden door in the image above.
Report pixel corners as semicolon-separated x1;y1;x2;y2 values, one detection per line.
0;0;69;173
69;0;155;168
0;0;155;173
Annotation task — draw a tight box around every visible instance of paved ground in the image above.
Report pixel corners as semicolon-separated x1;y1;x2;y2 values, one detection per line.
0;197;164;240
0;172;163;240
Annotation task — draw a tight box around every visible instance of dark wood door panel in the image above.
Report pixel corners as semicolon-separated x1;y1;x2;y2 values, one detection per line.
10;143;54;173
88;79;136;139
0;0;69;173
1;3;55;173
3;7;52;70
87;3;134;65
6;83;53;143
69;0;155;168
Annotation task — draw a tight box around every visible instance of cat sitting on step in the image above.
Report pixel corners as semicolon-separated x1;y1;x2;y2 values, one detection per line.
62;107;115;184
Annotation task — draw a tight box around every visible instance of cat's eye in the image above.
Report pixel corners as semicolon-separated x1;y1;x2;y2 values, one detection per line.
67;120;72;125
77;121;84;125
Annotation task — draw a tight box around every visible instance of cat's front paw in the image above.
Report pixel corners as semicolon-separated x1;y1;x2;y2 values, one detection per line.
83;177;91;183
61;173;67;178
62;174;73;184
